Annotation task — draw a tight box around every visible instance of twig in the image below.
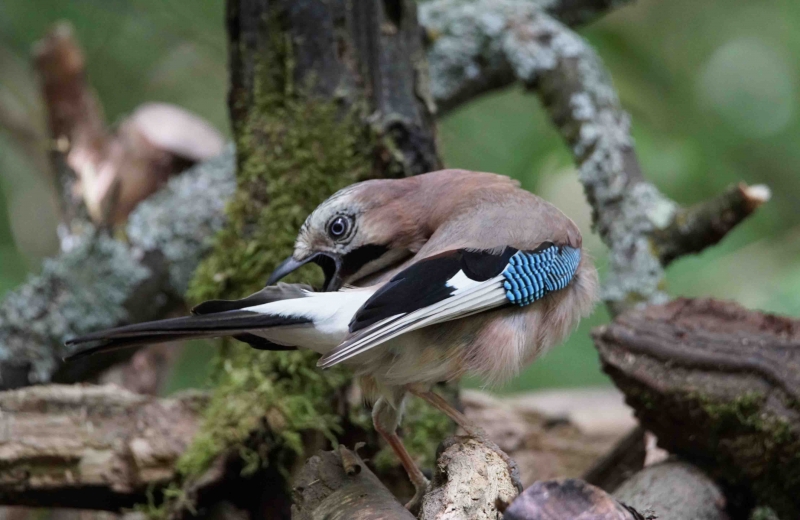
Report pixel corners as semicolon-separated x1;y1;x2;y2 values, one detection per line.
653;183;771;266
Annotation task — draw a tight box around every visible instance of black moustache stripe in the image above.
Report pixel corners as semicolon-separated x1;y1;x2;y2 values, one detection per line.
340;244;389;278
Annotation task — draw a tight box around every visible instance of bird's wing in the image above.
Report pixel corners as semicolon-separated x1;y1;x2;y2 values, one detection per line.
317;243;581;368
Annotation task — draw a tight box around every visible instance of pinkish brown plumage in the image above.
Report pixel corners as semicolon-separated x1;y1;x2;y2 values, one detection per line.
67;169;598;510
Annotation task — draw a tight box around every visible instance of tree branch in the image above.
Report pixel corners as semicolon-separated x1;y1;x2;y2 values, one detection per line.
0;150;234;389
420;0;633;116
652;183;771;266
0;385;204;510
423;1;768;315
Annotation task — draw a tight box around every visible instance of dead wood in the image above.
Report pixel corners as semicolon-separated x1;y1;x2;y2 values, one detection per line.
0;385;204;510
614;461;729;520
593;298;800;518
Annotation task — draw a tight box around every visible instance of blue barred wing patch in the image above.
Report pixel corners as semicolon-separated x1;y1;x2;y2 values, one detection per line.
501;245;581;306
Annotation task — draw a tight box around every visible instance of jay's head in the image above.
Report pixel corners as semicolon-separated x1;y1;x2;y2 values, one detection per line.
267;178;425;291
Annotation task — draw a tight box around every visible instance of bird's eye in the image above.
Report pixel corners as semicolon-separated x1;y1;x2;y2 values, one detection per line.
328;216;351;239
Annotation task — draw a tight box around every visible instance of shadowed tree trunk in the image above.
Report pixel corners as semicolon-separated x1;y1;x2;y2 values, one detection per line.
170;1;443;518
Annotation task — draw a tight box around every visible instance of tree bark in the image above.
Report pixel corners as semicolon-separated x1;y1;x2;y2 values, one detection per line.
0;385;204;510
593;298;800;518
614;461;729;520
291;447;415;520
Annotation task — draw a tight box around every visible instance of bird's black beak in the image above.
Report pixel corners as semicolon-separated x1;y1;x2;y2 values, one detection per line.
267;252;343;292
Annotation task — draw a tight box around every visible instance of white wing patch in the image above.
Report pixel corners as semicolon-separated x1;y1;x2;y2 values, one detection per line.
317;271;507;368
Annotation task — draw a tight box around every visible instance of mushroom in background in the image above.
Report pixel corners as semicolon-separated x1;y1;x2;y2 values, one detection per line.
33;22;224;229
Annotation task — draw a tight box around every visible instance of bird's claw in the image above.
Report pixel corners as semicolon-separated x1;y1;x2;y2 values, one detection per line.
404;476;430;514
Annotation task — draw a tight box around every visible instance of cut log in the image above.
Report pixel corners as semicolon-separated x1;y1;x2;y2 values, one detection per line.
0;385;204;510
614;461;729;520
291;447;414;520
594;298;800;518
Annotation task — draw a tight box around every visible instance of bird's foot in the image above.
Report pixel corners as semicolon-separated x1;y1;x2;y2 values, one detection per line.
404;475;430;514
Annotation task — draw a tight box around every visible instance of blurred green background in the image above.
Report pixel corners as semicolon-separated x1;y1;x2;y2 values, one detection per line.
1;0;798;394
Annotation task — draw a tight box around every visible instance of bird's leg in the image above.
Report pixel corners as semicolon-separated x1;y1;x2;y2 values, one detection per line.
407;387;480;435
372;395;429;512
408;387;523;492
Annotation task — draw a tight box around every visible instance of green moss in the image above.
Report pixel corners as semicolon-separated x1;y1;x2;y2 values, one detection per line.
179;10;375;486
180;89;371;478
694;391;800;517
750;506;780;520
177;346;351;478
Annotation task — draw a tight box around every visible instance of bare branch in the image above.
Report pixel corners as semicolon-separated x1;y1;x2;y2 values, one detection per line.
0;385;204;510
653;183;771;266
33;24;224;231
0;150;234;389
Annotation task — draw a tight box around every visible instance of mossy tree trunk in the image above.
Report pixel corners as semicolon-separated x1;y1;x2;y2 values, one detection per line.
175;1;442;518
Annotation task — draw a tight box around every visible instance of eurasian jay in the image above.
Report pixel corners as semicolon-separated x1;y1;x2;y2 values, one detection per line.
67;169;598;507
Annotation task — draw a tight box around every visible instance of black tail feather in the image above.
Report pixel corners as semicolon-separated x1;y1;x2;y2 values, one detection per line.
64;311;310;361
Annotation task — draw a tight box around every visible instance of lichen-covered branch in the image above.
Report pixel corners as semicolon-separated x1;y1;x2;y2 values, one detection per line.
593;298;800;518
422;1;767;315
0;150;235;389
0;385;204;510
419;0;632;116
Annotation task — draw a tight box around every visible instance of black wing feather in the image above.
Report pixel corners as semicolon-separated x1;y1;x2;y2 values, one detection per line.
349;247;517;333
